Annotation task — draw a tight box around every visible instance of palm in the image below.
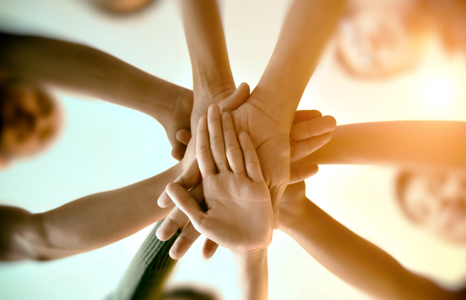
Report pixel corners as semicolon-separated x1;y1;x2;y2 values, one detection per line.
230;102;291;214
201;173;272;251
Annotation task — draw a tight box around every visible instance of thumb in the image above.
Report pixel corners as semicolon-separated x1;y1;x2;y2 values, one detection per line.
167;182;205;229
219;82;250;112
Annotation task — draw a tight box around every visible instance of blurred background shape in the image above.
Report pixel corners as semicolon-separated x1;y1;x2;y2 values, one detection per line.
0;0;466;299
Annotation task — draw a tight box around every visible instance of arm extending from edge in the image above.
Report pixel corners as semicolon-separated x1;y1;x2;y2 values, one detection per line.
293;121;466;171
279;182;466;300
0;163;184;261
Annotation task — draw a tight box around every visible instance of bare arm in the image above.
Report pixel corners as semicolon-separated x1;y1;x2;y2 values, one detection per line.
0;32;193;157
0;163;183;261
293;121;466;170
180;0;249;134
279;182;466;300
232;250;269;300
249;0;345;126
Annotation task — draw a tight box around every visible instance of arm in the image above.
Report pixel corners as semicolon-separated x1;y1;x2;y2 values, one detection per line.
293;121;466;170
0;163;184;261
180;0;249;133
167;105;273;300
279;182;466;300
249;0;345;126
0;32;193;158
232;250;269;300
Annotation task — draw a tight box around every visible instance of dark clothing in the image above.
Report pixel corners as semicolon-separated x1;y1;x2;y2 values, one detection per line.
113;220;179;300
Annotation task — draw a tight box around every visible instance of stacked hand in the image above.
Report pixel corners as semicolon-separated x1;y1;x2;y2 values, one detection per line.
166;104;274;252
158;106;336;259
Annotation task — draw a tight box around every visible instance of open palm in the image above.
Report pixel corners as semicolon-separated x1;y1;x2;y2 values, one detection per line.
167;104;273;252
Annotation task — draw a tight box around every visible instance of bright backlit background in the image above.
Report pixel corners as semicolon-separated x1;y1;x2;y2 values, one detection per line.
1;0;466;299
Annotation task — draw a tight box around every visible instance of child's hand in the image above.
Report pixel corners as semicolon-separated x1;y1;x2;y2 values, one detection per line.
166;104;273;253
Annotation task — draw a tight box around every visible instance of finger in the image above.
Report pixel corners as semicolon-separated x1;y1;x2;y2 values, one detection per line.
290;164;319;184
202;238;219;259
156;208;189;241
157;158;201;207
169;222;201;260
221;112;245;175
290;132;332;163
238;131;264;183
293;110;322;124
207;104;229;172
166;182;205;228
218;82;250;112
176;129;192;146
196;115;216;177
290;115;336;143
156;183;205;241
171;146;186;161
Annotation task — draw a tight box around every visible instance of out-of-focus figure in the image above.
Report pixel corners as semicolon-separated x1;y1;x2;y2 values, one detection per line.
89;0;157;14
336;0;466;78
0;75;61;168
396;170;466;244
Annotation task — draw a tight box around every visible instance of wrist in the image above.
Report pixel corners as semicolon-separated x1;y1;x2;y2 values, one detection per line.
280;198;311;234
232;248;269;300
247;86;299;131
232;248;268;261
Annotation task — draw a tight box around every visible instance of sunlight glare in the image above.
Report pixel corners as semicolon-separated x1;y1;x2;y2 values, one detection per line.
421;75;455;106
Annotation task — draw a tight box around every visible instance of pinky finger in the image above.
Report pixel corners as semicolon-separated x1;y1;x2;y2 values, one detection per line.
290;164;319;184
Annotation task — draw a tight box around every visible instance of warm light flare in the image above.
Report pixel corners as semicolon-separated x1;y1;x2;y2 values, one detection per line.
421;76;455;106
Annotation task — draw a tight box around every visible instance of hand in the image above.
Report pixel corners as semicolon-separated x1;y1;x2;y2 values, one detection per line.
167;105;273;253
277;181;308;231
190;82;251;137
157;109;334;259
227;100;335;224
153;88;193;161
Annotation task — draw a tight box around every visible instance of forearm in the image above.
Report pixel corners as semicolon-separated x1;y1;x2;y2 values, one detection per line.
292;121;466;170
13;163;182;261
232;249;269;300
0;32;189;122
181;0;235;95
251;0;344;125
282;198;461;300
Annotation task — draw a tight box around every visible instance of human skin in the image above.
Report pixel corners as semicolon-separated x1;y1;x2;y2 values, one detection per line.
279;181;466;300
0;163;182;261
156;0;342;258
159;0;344;222
0;108;329;261
293;121;466;170
157;110;335;259
168;105;273;300
0;32;193;160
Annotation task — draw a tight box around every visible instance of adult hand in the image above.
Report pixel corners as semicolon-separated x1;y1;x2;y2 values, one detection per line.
167;105;273;252
157;109;335;259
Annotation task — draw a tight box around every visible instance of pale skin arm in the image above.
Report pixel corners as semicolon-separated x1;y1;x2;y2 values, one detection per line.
0;163;189;261
279;182;466;300
0;32;193;159
292;121;466;171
